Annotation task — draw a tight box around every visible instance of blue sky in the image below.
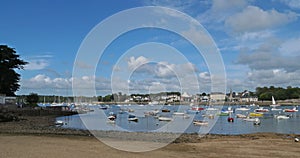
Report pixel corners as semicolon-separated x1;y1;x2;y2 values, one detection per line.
1;0;300;96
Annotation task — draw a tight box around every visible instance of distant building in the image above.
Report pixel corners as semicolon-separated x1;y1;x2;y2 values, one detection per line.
0;94;5;104
239;90;258;102
180;92;192;102
240;96;258;102
0;94;17;105
210;92;226;102
201;96;209;102
167;94;180;103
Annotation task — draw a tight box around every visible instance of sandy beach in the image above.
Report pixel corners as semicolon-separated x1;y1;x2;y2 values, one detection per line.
1;133;300;158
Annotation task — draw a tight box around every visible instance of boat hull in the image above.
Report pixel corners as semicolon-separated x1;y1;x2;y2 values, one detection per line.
249;113;263;117
158;117;173;121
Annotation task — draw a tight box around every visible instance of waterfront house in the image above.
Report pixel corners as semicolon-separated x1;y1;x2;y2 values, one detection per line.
0;94;16;105
210;92;226;102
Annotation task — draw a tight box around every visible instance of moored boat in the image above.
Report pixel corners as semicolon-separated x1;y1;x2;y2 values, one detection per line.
205;107;218;111
249;112;263;117
253;118;261;125
271;107;282;111
193;120;208;126
99;105;108;110
275;115;290;120
128;109;135;113
144;110;159;116
243;117;257;122
283;107;298;112
128;115;138;122
173;112;185;116
161;109;171;113
218;111;229;116
255;107;269;112
236;114;247;118
158;117;173;121
227;117;234;122
55;120;64;125
191;106;205;111
270;96;280;108
107;112;117;121
235;106;250;111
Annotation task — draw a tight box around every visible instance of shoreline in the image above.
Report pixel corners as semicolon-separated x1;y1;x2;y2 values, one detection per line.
1;113;300;158
90;101;300;106
1;130;298;143
1;131;300;158
0;114;299;143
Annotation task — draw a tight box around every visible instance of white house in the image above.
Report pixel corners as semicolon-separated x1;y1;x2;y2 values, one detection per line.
0;95;5;104
210;92;226;102
0;94;17;105
181;92;192;102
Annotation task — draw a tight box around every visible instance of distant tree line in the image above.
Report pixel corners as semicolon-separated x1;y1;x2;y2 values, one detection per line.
17;95;76;103
98;94;114;102
256;86;300;100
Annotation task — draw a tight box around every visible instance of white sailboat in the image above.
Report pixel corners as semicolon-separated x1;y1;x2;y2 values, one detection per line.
270;96;280;108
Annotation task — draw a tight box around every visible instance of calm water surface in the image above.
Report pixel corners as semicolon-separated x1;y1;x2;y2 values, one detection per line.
56;105;300;135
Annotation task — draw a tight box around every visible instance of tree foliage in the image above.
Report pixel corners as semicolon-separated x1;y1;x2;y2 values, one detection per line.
0;45;27;96
26;93;39;106
256;86;300;100
102;94;114;102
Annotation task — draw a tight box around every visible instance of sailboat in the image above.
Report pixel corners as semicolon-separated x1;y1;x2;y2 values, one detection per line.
270;96;280;107
51;96;65;107
283;106;298;112
270;96;281;111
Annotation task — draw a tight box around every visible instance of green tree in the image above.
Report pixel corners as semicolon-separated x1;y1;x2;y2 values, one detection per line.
0;45;27;96
97;96;103;102
26;93;39;106
103;94;114;102
256;86;300;100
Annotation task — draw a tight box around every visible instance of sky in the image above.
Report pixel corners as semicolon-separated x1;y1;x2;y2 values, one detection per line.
1;0;300;96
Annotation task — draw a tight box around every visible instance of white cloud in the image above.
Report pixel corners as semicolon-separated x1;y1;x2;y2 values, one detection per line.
247;69;300;86
280;0;300;9
225;6;298;33
127;56;149;70
24;59;49;70
279;37;300;56
197;0;249;29
30;74;52;84
20;74;112;96
199;72;210;80
236;41;300;72
23;54;53;70
155;62;176;78
154;62;198;78
238;30;274;42
211;0;248;12
124;58;203;93
27;74;71;89
144;0;207;14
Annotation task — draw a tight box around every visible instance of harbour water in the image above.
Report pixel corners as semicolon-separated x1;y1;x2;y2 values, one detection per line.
56;105;300;135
